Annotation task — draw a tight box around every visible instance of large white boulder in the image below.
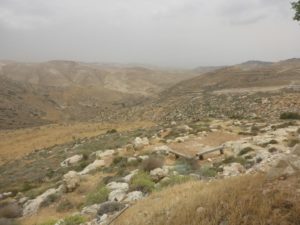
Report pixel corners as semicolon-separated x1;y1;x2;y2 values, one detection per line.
23;187;63;216
79;160;105;175
150;167;169;182
60;154;83;167
63;171;80;192
124;191;144;202
108;190;126;202
133;137;149;150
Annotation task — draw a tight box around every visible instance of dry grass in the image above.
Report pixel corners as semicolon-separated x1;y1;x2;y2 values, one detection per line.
113;174;300;225
0;121;154;164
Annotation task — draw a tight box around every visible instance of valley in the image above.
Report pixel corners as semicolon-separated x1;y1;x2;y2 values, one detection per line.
0;58;300;225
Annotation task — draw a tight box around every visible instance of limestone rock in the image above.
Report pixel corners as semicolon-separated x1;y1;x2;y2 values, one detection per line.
63;171;80;192
23;187;62;216
108;190;126;202
96;150;115;159
150;168;168;182
133;137;149;150
106;182;129;192
124;191;143;202
79;160;105;175
61;155;83;167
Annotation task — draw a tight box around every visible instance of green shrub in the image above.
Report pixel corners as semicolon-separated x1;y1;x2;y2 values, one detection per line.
223;156;247;166
63;215;86;225
86;185;109;206
199;166;218;177
160;175;191;188
130;172;155;193
280;112;300;120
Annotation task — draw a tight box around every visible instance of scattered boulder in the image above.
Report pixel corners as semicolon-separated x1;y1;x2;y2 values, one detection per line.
124;191;143;202
122;169;139;183
108;190;126;202
96;150;115;159
153;145;171;155
97;201;125;216
150;167;168;182
81;204;101;217
222;163;245;177
63;171;80;192
60;154;83;167
177;125;193;133
138;155;149;161
106;182;129;192
23;187;62;216
79;160;105;175
127;157;138;163
133;137;149;150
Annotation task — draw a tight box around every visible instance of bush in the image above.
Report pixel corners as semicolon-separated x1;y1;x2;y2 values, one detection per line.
112;156;128;168
199;166;218;177
106;129;117;134
130;172;155;193
63;215;86;225
0;218;20;225
223;156;247;166
141;157;164;172
86;185;109;205
280;112;300;120
56;199;74;212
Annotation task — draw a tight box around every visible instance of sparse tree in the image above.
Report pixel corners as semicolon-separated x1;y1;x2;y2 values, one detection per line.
292;1;300;21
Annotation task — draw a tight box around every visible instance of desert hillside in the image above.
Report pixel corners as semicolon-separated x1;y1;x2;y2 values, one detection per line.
138;59;300;122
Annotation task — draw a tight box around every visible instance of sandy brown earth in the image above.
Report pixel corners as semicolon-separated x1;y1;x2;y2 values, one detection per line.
0;121;154;165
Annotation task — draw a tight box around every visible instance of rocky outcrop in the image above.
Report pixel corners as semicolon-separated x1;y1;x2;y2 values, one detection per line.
23;186;63;216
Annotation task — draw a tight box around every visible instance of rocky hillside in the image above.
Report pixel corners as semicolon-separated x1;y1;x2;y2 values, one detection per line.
1;119;300;225
138;59;300;122
0;60;209;129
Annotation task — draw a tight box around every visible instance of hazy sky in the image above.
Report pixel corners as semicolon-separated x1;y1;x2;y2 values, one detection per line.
0;0;299;68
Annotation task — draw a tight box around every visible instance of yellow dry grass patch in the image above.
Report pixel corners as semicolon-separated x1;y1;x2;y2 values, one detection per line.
0;121;154;164
113;174;300;225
